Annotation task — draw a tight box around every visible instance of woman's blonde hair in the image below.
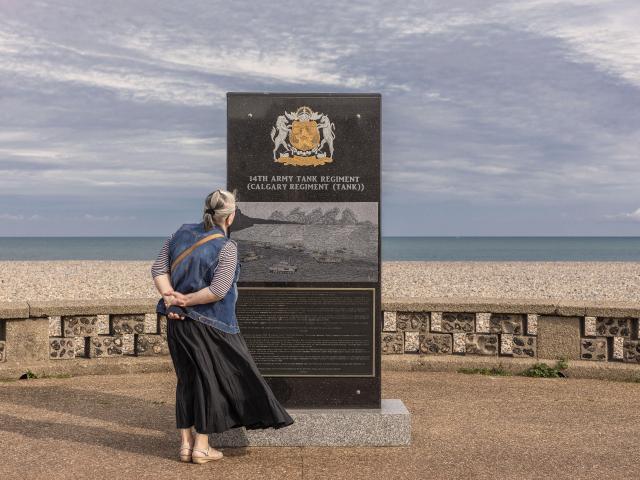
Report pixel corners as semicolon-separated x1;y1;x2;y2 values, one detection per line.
203;188;237;230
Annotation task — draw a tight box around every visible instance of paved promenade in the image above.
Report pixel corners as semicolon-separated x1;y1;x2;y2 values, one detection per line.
0;370;638;479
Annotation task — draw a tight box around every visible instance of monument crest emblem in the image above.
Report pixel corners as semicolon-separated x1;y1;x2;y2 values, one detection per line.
270;106;335;166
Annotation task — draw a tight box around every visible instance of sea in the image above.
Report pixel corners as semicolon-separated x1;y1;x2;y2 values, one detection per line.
0;237;639;261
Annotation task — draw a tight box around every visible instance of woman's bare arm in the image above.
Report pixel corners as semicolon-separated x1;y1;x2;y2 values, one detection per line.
182;287;222;306
153;273;174;298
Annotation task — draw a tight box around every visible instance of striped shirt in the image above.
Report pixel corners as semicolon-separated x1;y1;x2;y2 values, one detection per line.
151;232;238;298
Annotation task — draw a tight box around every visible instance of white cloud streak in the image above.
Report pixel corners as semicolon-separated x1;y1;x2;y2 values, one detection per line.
604;208;640;222
0;213;41;221
0;0;639;234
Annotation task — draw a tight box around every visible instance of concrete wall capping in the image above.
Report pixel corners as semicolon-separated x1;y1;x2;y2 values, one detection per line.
9;295;640;319
382;296;640;317
28;298;158;317
382;296;559;314
0;301;30;319
583;303;640;318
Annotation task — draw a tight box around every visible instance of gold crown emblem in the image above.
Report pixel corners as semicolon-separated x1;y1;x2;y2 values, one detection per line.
295;106;313;121
270;105;335;166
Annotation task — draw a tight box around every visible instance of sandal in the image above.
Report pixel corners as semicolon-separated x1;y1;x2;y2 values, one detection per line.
178;443;193;463
191;445;223;464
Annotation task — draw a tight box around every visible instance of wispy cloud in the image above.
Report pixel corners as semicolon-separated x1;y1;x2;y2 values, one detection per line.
380;0;640;88
0;213;41;221
0;30;226;106
507;0;640;88
0;0;639;235
604;208;640;222
117;30;372;88
83;213;137;222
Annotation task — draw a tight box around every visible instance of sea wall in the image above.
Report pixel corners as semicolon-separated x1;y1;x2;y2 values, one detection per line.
1;297;639;380
0;299;172;378
381;297;640;380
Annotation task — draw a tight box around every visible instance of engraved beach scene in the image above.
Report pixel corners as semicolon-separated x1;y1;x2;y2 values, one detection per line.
231;202;378;282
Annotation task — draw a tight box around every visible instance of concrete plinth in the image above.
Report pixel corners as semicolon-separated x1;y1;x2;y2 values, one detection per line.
209;398;410;447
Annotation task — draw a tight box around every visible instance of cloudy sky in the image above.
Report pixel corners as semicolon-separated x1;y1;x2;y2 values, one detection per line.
1;0;639;236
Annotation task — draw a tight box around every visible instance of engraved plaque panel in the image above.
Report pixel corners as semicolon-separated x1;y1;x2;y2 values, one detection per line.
228;93;381;407
237;288;375;376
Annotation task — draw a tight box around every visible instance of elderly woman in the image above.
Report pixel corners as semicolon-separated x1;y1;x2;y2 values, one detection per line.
151;188;294;464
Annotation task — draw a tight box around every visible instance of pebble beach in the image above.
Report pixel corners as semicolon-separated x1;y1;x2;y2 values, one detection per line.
1;260;639;303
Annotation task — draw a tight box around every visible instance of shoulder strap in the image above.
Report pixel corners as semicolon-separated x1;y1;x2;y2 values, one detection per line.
171;233;225;272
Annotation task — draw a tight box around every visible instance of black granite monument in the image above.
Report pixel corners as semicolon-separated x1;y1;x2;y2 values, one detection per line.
227;93;381;408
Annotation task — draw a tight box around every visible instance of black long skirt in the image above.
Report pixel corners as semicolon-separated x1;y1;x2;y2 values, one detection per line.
166;316;295;434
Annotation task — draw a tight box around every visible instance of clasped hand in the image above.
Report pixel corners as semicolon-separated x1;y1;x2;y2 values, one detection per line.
162;289;190;320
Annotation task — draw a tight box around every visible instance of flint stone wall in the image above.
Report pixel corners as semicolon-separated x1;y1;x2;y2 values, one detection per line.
1;297;640;380
0;299;168;366
382;297;640;367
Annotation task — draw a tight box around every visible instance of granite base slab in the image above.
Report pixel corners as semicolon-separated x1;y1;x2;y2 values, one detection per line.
209;398;410;447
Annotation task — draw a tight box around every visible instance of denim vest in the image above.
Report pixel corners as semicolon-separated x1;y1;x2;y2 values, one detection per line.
155;222;242;334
